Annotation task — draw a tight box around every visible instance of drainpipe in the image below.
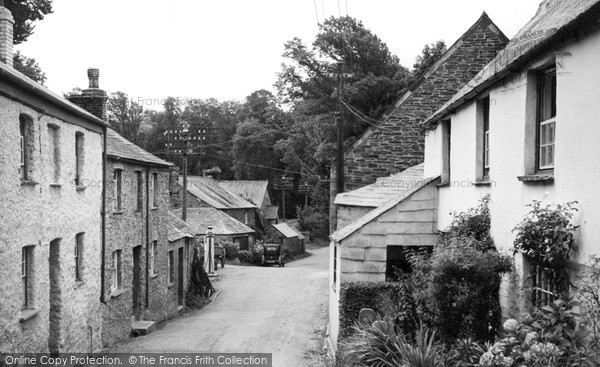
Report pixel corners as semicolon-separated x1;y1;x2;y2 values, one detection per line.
145;167;150;308
100;127;107;303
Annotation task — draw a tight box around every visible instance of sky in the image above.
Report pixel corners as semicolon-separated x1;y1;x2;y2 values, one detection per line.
16;0;543;109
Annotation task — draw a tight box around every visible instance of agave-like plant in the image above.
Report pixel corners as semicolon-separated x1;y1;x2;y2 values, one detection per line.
338;318;443;367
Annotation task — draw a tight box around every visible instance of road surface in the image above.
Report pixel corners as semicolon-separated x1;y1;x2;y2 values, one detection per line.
110;244;329;367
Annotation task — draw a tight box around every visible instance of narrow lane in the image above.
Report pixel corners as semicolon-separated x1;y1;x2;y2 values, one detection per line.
110;245;329;367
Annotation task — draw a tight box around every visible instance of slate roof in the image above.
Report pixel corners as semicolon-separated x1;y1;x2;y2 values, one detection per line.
0;62;107;128
218;180;270;208
167;212;195;242
264;205;279;220
334;164;426;207
171;207;255;236
331;174;440;243
270;223;301;239
107;129;172;167
183;176;256;210
423;0;600;126
344;12;508;156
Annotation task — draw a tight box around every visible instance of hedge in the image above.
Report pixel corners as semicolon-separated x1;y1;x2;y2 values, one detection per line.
339;281;415;337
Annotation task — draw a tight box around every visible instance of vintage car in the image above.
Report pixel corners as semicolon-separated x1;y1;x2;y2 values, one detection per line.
261;243;284;267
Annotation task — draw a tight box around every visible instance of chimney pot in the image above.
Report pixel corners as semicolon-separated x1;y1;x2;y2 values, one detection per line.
0;3;14;68
88;68;100;88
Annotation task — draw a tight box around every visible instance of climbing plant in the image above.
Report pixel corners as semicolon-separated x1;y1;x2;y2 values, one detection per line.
512;200;579;294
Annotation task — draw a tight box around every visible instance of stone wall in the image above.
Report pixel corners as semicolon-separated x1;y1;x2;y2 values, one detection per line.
343;14;508;191
102;162;175;348
338;182;439;283
0;95;104;353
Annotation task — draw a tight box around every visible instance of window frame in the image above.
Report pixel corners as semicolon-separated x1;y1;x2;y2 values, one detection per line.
332;243;338;290
75;233;84;282
441;119;452;184
151;173;158;208
531;263;566;307
168;250;174;285
47;124;61;183
21;247;32;309
536;67;557;172
75;132;85;186
113;169;123;212
150;240;158;275
482;97;491;178
136;171;143;212
112;250;122;291
19;114;34;182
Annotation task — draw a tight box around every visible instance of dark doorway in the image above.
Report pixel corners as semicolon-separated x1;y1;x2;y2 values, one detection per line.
132;246;142;318
178;247;184;306
48;239;62;355
386;246;433;281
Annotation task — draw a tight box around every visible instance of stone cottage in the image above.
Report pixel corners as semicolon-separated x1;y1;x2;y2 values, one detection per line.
218;180;275;230
176;175;258;232
327;12;511;353
266;223;306;256
0;3;106;353
67;71;177;347
172;207;255;250
166;212;197;310
421;0;600;318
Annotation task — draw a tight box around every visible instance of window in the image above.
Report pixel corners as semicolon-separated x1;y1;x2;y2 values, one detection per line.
150;241;158;275
441;120;452;184
480;96;491;178
168;250;174;284
19;114;34;181
136;171;143;211
113;170;123;212
112;250;122;290
531;264;566;307
151;173;158;208
233;236;249;251
47;124;61;183
75;132;85;186
21;246;34;309
75;233;84;282
537;68;556;170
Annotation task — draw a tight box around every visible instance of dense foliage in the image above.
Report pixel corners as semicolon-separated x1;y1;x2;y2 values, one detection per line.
512;200;579;293
412;195;513;342
339;281;415;337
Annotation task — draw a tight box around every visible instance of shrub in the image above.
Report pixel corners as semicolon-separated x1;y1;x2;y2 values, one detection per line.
577;255;600;355
339;280;416;337
512;200;579;294
411;195;513;342
298;205;328;239
221;241;239;260
237;250;253;264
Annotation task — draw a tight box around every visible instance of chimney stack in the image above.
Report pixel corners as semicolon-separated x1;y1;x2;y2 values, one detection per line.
67;68;108;121
0;0;14;68
88;68;100;88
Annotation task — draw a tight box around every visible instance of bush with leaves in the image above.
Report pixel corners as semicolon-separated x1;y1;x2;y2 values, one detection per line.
411;195;513;342
220;241;239;260
237;250;253;264
576;255;600;353
298;205;329;239
512;200;579;293
339;280;417;337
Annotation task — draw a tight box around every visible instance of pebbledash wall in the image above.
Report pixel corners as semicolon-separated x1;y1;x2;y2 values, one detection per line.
341;13;509;191
423;16;600;318
0;91;105;352
102;162;175;347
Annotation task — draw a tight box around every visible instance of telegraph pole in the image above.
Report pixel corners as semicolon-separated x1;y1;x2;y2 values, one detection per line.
336;63;345;195
182;125;190;222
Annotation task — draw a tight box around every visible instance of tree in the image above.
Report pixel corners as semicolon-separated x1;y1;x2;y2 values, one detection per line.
412;40;447;82
275;16;409;182
5;0;53;45
13;51;46;84
107;91;145;145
